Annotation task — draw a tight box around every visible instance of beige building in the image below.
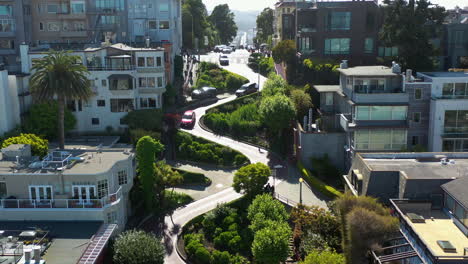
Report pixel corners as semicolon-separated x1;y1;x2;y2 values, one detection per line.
0;139;135;230
31;0;89;45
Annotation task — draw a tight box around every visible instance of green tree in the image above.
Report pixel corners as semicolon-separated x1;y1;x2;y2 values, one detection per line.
23;101;76;140
301;250;345;264
259;94;296;136
29;50;92;149
252;221;291;264
248;194;289;232
136;136;164;211
256;8;274;44
210;4;238;44
182;0;211;49
272;40;296;65
1;133;48;157
290;89;312;120
232;163;271;198
113;230;164;264
379;0;446;71
261;73;287;97
121;109;163;132
335;194;399;264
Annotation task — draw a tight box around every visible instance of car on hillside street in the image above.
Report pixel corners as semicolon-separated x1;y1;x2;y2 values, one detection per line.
181;110;196;128
222;47;233;54
214;45;227;52
219;55;229;66
235;83;258;97
191;86;217;99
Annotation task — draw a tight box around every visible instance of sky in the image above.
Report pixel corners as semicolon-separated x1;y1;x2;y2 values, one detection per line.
203;0;463;12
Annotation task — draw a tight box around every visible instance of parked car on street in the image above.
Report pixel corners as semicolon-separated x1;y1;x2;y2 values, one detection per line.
214;45;227;52
235;83;258;97
222;47;233;54
229;44;237;51
192;86;217;99
180;110;196;128
219;55;229;66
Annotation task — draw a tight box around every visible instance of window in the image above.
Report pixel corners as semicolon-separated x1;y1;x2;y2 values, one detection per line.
0;40;14;49
159;3;169;12
96;0;125;11
101;16;120;25
92;118;100;125
138;57;145;67
97;180;108;199
0;5;12;16
139;77;156;88
378;46;398;57
443;139;468;152
39;22;44;31
298;37;314;53
412;136;419;146
325;93;333;106
364;38;374;53
156;57;162;67
354;129;407;150
0;182;6;198
455;203;465;221
159;21;169;29
455;31;464;45
328;12;351;30
101;79;107;87
110;78;132;90
146;57;154;67
414;88;422;100
140;98;157;108
445;194;455;212
110;99;134;112
444;110;468;133
72;185;96;202
157;77;163;87
29;186;53;201
71;2;85;13
47;4;58;13
118;170;128;185
324;38;350;55
47;22;60;32
354;79;387;93
148;20;157;30
413;112;421;123
0;19;15;32
355;106;407;121
75;22;85;31
442;82;468;98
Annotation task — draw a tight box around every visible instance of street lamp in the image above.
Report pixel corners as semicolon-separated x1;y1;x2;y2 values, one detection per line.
299;177;304;204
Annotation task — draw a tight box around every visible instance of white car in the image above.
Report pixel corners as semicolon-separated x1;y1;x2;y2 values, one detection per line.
222;47;233;54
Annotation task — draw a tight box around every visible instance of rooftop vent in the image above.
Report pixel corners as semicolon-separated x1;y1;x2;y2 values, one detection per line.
437;240;457;253
407;213;425;223
392;61;401;74
340;60;348;69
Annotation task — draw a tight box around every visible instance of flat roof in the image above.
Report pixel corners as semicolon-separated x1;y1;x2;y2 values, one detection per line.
394;201;468;259
442;177;468;209
0;221;102;264
313;85;341;93
419;72;468;78
338;66;399;76
359;153;468;180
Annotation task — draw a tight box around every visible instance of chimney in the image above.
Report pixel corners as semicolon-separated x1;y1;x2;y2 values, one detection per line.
33;246;41;263
24;248;32;263
392;62;401;74
340;60;348;69
146;38;150;48
20;43;30;74
406;69;413;82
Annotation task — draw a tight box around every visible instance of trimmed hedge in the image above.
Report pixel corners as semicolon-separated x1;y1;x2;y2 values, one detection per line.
297;161;342;199
174;168;212;186
196;62;249;92
248;53;275;77
175;131;250;166
207;92;261;114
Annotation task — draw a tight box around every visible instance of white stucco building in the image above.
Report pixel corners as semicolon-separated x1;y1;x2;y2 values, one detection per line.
21;43;166;133
0;66;21;136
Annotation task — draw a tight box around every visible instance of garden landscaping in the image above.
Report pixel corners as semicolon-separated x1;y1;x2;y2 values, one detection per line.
174;168;212;186
247;53;275;77
175;131;250;167
196;62;249;93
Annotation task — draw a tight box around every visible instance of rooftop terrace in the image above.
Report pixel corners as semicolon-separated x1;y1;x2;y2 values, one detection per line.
338;66;399;77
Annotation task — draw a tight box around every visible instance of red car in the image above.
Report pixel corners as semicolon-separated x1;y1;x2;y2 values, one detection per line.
181;110;196;128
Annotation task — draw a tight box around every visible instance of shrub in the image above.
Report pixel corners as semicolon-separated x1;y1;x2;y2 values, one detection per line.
247;194;289;232
261;73;287;97
23;101;76;140
259;94;296;136
297;161;342;199
226;73;249;92
212;250;232;264
301;250;345;264
129;129;161;145
290;89;313;120
251;221;292;264
214;231;241;253
194;247;212;264
2;133;48;157
174;168;211;185
121;109;163;132
113;230;164;264
233;163;271;198
196;62;248;92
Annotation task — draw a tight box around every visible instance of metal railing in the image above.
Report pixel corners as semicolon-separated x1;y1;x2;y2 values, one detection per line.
0;187;122;210
87;65;136;71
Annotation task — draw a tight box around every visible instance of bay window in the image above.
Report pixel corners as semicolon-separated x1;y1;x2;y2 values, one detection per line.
324;38;350;55
444;110;468;133
354;129;407;150
355;106;407;120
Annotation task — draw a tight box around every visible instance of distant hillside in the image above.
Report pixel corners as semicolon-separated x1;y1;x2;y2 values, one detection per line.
233;10;260;32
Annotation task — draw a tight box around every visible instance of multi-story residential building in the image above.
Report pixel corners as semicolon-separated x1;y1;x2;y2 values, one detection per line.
0;66;20;135
21;43;167;132
273;0;381;66
0;1;32;73
343;152;468;264
0;139;135;230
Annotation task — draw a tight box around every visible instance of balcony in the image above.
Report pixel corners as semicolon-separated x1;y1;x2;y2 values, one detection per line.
340;113;355;132
136;67;165;74
442;126;468;137
58;12;86;19
352;92;409;104
0;187;122;210
87;65;136;71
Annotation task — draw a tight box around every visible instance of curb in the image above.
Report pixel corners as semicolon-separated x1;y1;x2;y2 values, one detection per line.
176;234;191;263
174;159;247;170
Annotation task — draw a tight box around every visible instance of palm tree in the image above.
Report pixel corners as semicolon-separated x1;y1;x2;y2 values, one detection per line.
30;50;92;149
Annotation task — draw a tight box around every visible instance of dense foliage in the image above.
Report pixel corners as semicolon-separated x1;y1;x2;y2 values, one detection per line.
204;103;261;138
379;0;446;71
300;250;345;264
175;131;249;166
301;59;339;85
259;94;296;136
261;73;287;97
247;194;289;232
174;168;211;186
196;62;249;92
233;163;271;198
255;8;274;44
23;102;76;140
248;53;275;77
290;89;313;120
209;4;238;44
113;230;164;264
121;109;163;132
297;161;342;199
1;133;48;157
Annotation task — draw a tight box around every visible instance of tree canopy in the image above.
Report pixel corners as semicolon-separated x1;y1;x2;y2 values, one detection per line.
290;89;313;120
232;163;271;198
261;73;287;97
182;0;211;49
252;221;291;264
259;94;296;135
210;4;238;44
256;8;274;44
379;0;446;71
248;194;289;232
272;40;296;65
301;250;345;264
113;230;165;264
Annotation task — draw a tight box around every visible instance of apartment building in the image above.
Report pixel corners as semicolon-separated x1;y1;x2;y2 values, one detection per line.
0;139;135;230
273;0;381;65
0;66;20;136
21;43;166;133
343;152;468;264
0;1;32;73
436;7;468;70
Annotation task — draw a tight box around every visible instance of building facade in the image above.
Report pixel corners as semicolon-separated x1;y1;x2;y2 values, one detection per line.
0;141;135;230
22;43;167;133
0;66;21;135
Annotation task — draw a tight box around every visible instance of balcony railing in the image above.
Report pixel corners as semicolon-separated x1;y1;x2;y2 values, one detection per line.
87;65;136;71
0;187;122;210
443;126;468;134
